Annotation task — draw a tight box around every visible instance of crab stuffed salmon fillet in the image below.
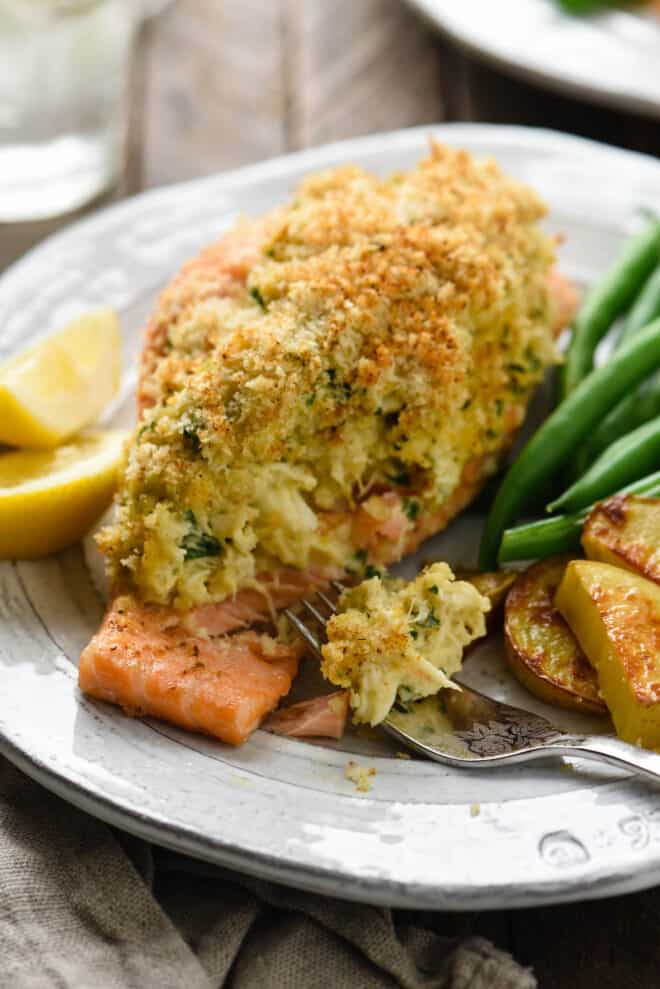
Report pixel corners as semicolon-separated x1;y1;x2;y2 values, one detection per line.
80;142;578;745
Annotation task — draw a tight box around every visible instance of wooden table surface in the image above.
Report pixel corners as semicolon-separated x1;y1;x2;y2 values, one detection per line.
3;3;660;986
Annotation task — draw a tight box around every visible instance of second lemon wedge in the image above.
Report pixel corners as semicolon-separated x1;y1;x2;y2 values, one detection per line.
0;308;122;448
0;430;128;559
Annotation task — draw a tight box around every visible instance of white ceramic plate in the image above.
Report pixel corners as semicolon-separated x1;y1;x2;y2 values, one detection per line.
3;125;660;911
406;0;660;119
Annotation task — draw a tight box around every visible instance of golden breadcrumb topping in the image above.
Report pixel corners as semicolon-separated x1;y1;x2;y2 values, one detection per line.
321;562;489;725
99;142;557;608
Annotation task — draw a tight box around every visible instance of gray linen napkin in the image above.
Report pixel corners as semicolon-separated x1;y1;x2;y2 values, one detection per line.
0;758;535;989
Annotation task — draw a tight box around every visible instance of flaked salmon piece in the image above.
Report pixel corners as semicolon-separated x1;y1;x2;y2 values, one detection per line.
189;566;340;635
264;691;350;739
79;595;302;745
351;491;409;558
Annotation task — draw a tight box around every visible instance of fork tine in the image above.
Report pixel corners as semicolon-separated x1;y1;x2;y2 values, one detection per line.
283;609;323;659
315;590;337;615
285;584;345;659
300;598;326;626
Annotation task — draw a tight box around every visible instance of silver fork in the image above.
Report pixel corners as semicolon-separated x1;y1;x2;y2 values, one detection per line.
285;584;660;784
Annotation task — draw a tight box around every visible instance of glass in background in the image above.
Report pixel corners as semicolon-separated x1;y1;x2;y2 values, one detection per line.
0;0;140;222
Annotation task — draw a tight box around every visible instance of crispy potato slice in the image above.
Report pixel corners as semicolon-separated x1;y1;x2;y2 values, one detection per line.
504;556;606;715
556;560;660;748
582;494;660;584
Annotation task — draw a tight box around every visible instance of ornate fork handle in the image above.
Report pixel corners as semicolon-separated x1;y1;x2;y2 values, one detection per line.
544;734;660;784
383;719;660;784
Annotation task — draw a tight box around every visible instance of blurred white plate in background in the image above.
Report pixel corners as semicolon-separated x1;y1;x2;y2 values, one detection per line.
406;0;660;119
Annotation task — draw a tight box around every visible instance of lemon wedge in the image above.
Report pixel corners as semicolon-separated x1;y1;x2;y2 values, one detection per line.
0;430;127;559
0;308;122;449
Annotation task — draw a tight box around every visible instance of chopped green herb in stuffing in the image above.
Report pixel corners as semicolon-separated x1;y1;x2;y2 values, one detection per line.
249;286;267;310
181;511;222;560
403;498;420;521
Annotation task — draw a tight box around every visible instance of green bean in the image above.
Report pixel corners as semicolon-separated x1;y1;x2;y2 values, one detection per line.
559;219;660;400
478;316;660;569
499;512;587;562
576;372;660;472
499;470;660;563
556;0;634;12
548;413;660;513
618;263;660;349
573;265;660;470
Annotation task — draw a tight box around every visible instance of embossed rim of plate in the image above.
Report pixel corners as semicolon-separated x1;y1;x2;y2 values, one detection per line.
405;0;660;120
2;125;660;910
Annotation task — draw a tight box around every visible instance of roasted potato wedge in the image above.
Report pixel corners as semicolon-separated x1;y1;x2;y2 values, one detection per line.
582;494;660;585
557;560;660;748
504;556;606;715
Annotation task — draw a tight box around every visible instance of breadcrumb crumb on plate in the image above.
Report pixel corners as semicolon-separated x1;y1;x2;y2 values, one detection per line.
345;760;377;794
